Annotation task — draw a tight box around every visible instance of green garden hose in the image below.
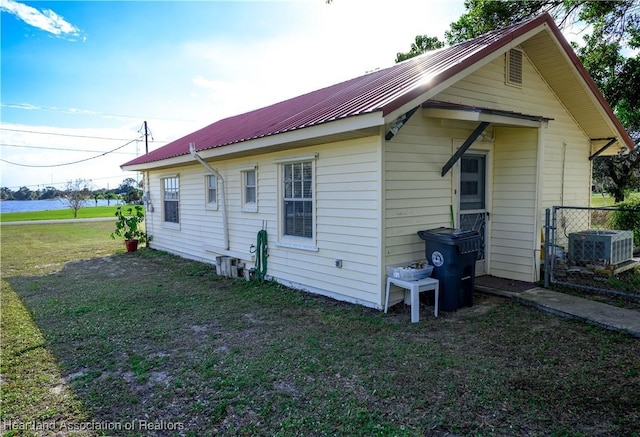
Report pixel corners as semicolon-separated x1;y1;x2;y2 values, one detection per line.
255;229;268;281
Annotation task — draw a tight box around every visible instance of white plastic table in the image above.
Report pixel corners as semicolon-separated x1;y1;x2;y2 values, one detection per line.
384;276;439;323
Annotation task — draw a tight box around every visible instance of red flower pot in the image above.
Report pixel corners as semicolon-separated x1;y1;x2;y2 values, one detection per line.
124;239;139;252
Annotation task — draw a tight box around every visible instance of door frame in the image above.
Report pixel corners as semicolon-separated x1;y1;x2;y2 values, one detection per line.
451;140;493;276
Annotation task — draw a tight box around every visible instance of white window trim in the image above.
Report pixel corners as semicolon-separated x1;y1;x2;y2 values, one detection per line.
161;174;180;230
205;174;218;210
240;165;258;212
277;156;317;249
276;240;319;252
273;153;318;164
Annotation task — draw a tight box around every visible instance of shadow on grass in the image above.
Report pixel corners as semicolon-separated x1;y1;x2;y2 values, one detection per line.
4;249;640;436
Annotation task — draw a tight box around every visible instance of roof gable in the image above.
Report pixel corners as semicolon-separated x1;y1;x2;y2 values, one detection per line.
123;13;632;169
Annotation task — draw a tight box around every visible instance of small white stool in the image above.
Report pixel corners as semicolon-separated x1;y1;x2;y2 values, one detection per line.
384;276;439;323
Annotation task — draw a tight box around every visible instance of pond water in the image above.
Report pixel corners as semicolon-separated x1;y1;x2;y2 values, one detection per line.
0;199;121;213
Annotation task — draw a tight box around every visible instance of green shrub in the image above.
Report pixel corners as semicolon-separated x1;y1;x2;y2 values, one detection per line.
609;196;640;247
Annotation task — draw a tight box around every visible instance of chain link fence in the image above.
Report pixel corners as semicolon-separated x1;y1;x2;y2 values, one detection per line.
544;206;640;298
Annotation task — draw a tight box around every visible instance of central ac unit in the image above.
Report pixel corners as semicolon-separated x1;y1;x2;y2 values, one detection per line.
568;230;633;265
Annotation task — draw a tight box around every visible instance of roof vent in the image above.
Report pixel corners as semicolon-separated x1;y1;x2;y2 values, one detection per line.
506;49;523;86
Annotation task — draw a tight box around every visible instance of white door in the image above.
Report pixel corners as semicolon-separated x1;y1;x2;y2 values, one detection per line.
459;154;488;275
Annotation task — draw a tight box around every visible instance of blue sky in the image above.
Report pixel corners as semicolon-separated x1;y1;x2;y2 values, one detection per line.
1;0;468;191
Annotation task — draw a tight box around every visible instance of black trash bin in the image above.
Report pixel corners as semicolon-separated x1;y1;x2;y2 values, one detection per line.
417;227;481;311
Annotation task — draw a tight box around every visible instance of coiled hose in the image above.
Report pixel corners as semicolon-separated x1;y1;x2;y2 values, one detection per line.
254;229;268;281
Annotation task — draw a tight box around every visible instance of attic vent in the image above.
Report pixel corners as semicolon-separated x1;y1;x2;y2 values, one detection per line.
506;49;523;86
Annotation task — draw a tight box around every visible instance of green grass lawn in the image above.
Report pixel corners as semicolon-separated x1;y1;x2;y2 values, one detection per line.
590;192;616;207
2;222;640;436
0;205;123;222
590;191;640;207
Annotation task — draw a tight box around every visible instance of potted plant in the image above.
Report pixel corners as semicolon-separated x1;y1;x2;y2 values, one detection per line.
111;205;150;252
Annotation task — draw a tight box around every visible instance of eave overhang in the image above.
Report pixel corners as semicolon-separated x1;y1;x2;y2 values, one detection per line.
121;111;384;172
422;101;552;127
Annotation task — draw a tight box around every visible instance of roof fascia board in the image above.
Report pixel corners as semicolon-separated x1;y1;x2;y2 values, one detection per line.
194;111;383;160
543;23;634;150
384;25;547;124
122;154;196;172
122;111;384;172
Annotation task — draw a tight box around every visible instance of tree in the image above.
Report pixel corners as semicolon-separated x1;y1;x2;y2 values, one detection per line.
395;35;445;63
399;0;639;201
13;186;33;200
444;0;568;45
105;191;118;206
1;187;14;200
62;179;92;218
117;177;138;195
123;188;143;204
40;186;61;200
593;148;640;202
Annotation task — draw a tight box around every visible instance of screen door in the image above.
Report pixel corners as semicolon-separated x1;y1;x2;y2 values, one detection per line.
459;154;487;275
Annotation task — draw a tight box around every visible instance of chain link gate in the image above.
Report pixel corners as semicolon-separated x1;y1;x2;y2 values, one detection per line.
544;206;640;298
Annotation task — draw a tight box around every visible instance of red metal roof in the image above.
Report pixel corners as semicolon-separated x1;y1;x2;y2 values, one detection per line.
123;13;631;168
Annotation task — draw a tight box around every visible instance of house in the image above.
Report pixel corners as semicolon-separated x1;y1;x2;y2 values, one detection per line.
122;13;634;310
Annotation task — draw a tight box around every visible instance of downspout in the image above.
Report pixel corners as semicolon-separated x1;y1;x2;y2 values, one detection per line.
144;170;153;246
189;143;229;250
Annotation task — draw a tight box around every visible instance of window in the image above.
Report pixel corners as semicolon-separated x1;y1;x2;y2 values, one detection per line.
283;161;313;238
242;168;257;210
460;155;485;210
163;176;179;223
206;175;217;207
506;48;523;87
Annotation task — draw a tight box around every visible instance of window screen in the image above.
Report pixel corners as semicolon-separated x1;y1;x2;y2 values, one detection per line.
283;161;313;238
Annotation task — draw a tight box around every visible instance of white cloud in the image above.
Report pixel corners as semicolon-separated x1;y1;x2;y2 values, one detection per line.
0;0;82;40
1;0;468;189
180;0;466;122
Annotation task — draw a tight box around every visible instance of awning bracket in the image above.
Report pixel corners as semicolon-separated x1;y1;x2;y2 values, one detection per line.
441;122;490;177
588;137;617;161
385;106;420;141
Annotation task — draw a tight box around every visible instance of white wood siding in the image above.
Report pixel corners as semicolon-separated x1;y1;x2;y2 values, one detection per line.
385;49;592;283
435;50;592;211
491;127;538;281
384;117;474;265
145;136;383;307
144;44;595;307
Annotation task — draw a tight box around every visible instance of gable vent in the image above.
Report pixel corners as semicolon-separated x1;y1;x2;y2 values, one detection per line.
506;49;523;86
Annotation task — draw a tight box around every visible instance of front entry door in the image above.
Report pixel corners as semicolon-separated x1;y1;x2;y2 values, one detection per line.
459;154;488;275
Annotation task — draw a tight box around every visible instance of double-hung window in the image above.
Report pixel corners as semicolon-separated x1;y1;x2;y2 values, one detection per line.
283;161;313;239
206;174;217;208
163;176;179;224
241;168;257;211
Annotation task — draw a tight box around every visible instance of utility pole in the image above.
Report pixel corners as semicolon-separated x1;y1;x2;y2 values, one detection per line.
144;120;149;154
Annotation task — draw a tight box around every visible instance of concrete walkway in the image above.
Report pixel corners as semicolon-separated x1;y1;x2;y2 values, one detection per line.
477;284;640;338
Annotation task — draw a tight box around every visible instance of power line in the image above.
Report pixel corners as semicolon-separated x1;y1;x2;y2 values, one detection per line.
0;127;171;143
1;103;194;123
0;127;135;141
0;136;143;168
0;143;137;155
